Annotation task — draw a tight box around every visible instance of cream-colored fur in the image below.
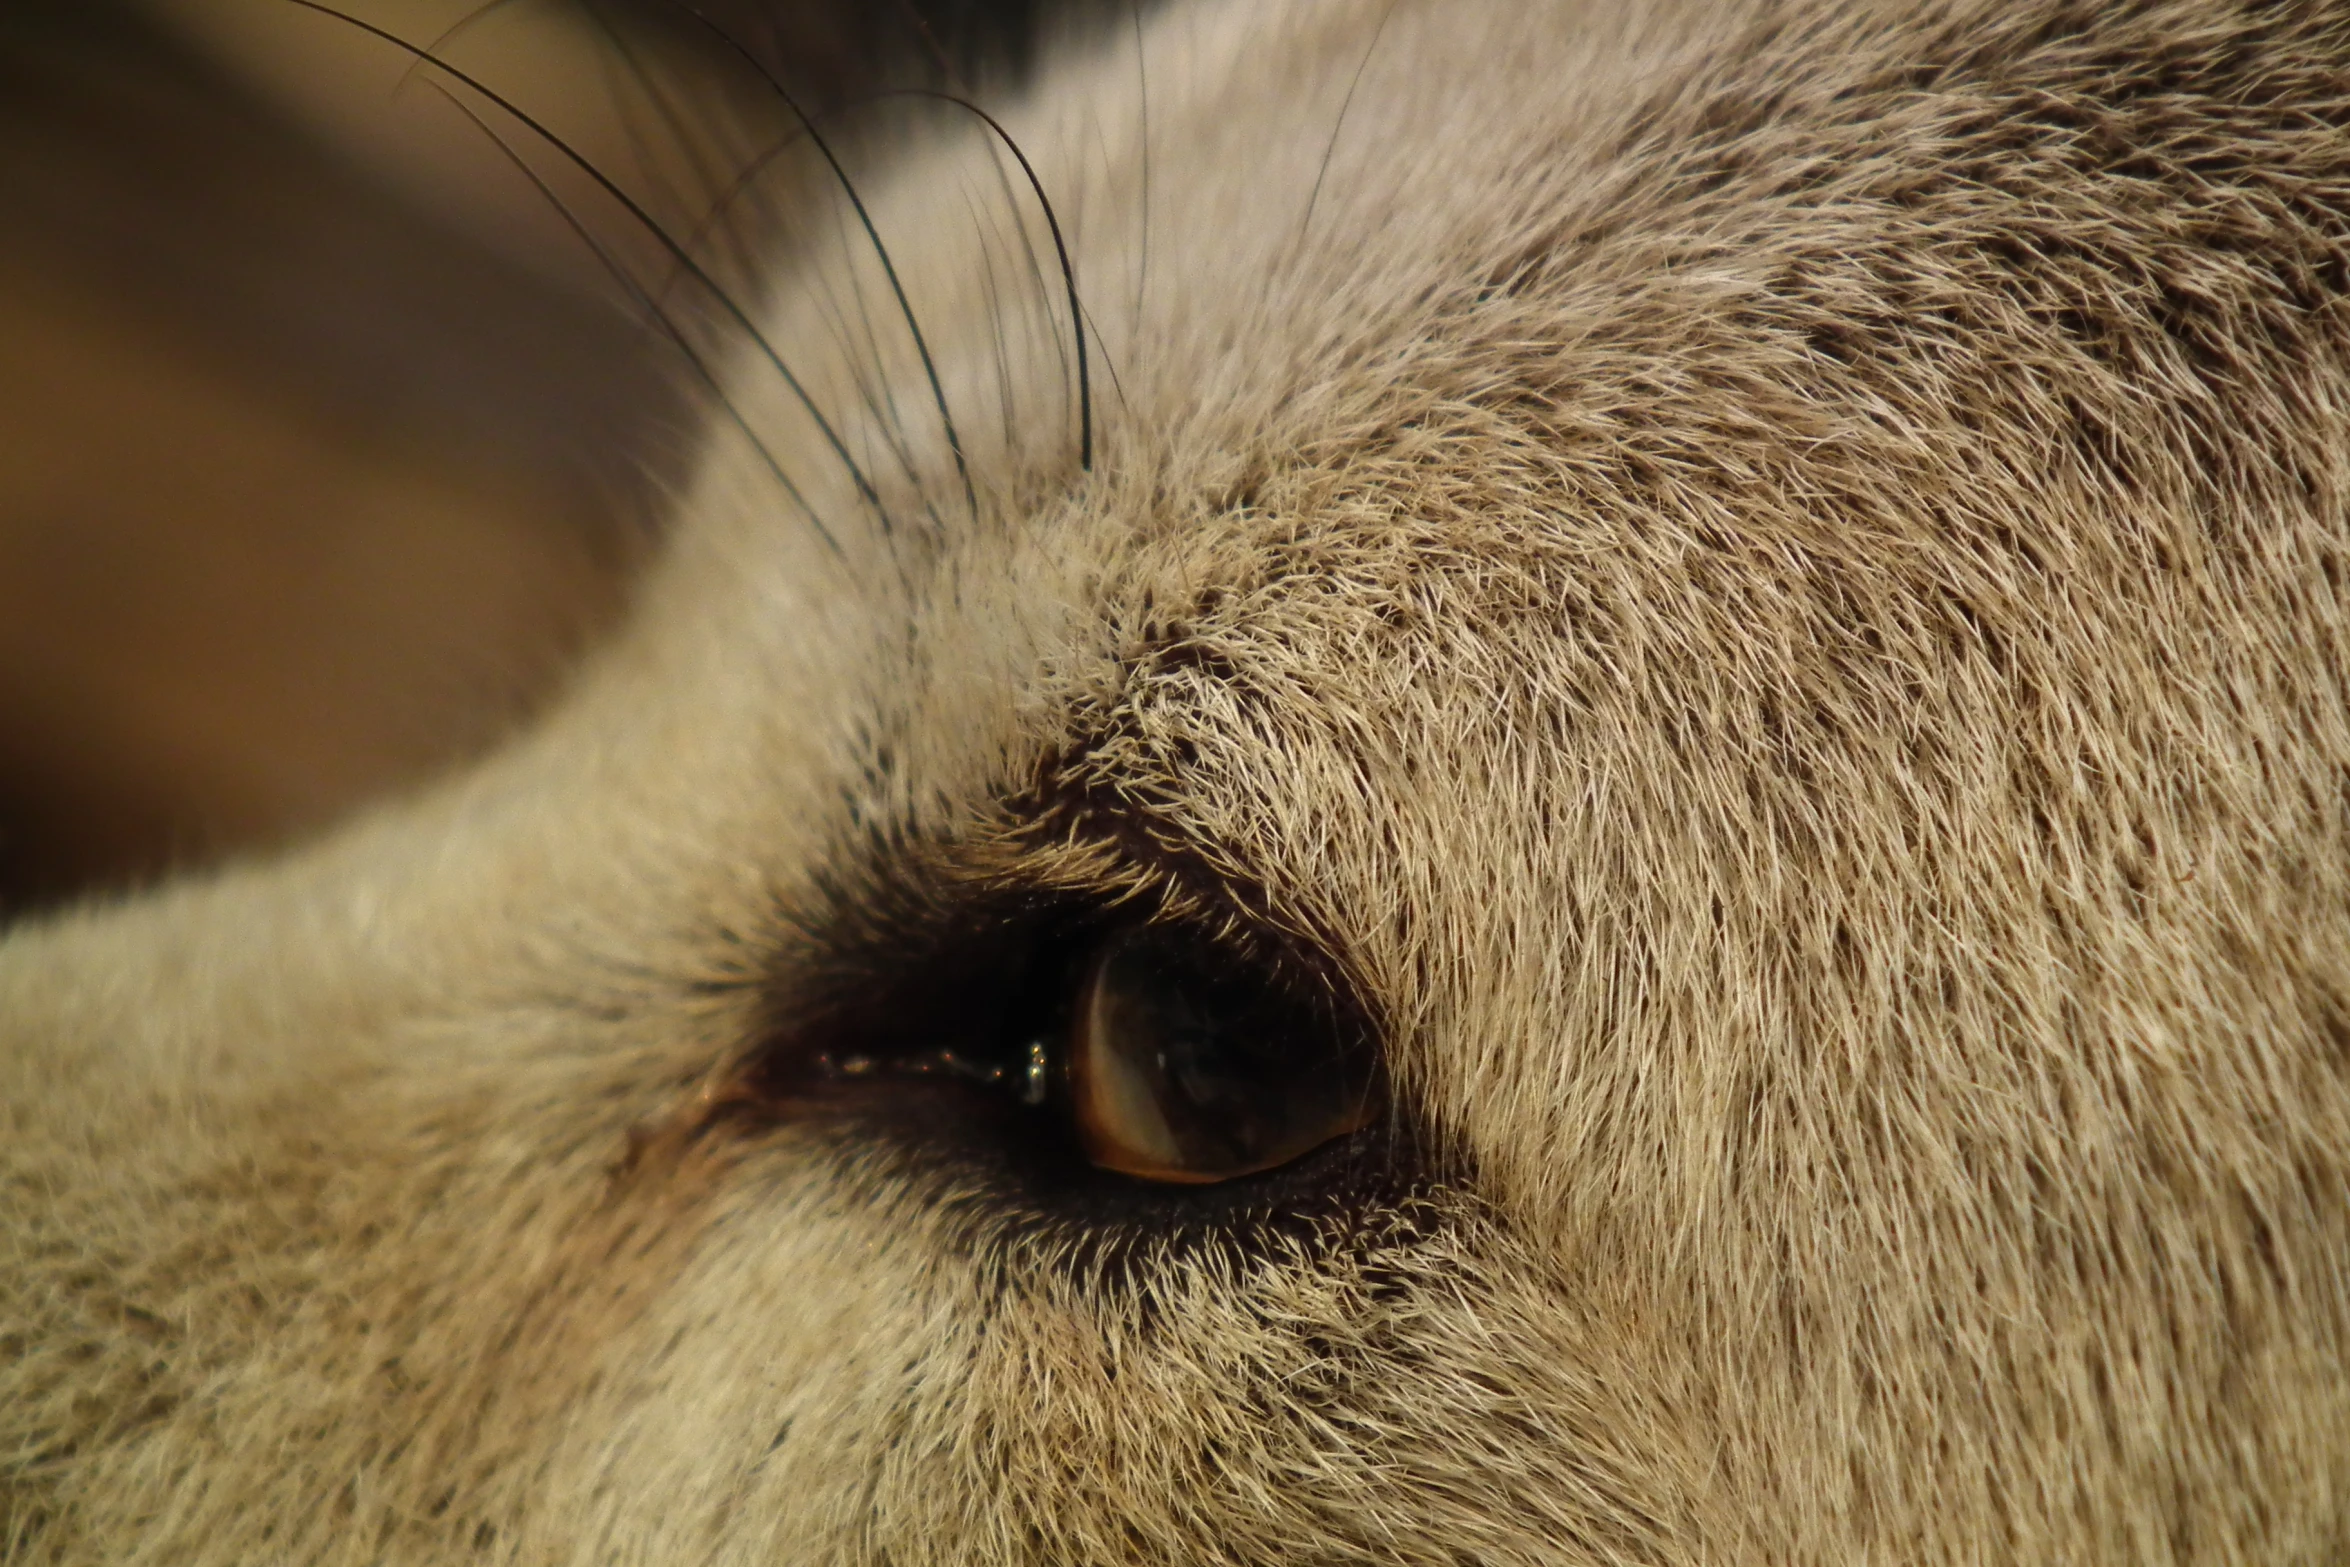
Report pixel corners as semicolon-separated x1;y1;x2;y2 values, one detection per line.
10;0;2350;1560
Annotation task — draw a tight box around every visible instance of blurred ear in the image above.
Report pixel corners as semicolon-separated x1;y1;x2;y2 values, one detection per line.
0;0;1150;919
0;1;665;914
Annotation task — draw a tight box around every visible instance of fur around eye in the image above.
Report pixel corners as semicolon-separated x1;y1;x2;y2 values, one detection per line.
1061;926;1380;1185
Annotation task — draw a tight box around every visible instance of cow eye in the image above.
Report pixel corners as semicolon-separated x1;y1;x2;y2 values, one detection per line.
1061;925;1379;1184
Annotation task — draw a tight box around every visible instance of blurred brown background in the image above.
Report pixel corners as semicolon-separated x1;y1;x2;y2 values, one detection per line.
0;0;1097;917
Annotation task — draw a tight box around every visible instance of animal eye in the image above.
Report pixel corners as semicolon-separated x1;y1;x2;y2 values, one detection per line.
1062;926;1379;1184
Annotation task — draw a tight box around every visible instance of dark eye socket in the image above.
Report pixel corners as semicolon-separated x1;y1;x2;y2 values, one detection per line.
776;911;1383;1190
1065;926;1379;1184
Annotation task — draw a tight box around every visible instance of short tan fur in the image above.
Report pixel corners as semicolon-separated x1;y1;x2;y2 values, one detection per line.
8;1;2350;1561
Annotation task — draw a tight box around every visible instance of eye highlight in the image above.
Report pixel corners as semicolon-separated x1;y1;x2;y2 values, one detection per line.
1062;925;1380;1185
764;893;1388;1198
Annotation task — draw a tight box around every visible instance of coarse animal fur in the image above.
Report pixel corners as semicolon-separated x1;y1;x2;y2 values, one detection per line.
9;0;2350;1560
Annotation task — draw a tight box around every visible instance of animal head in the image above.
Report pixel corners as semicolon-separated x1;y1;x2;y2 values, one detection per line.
7;0;2350;1561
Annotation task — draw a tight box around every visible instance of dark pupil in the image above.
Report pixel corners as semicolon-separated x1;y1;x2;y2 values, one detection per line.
1092;930;1373;1176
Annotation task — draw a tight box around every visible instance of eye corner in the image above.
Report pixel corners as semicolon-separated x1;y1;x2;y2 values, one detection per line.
732;849;1394;1208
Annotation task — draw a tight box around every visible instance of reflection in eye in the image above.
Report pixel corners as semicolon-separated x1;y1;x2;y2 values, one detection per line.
1064;926;1379;1184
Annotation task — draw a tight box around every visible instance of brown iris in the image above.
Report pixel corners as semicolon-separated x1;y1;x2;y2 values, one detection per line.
1061;926;1379;1184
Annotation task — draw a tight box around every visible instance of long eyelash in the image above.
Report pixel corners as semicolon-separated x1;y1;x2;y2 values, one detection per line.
667;122;819;315
966;109;1080;458
964;185;1026;454
666;2;980;532
895;88;1095;472
855;10;1096;466
1128;0;1150;335
405;1;764;316
280;0;898;537
1299;0;1401;248
580;7;756;282
429;83;845;559
395;0;517;98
